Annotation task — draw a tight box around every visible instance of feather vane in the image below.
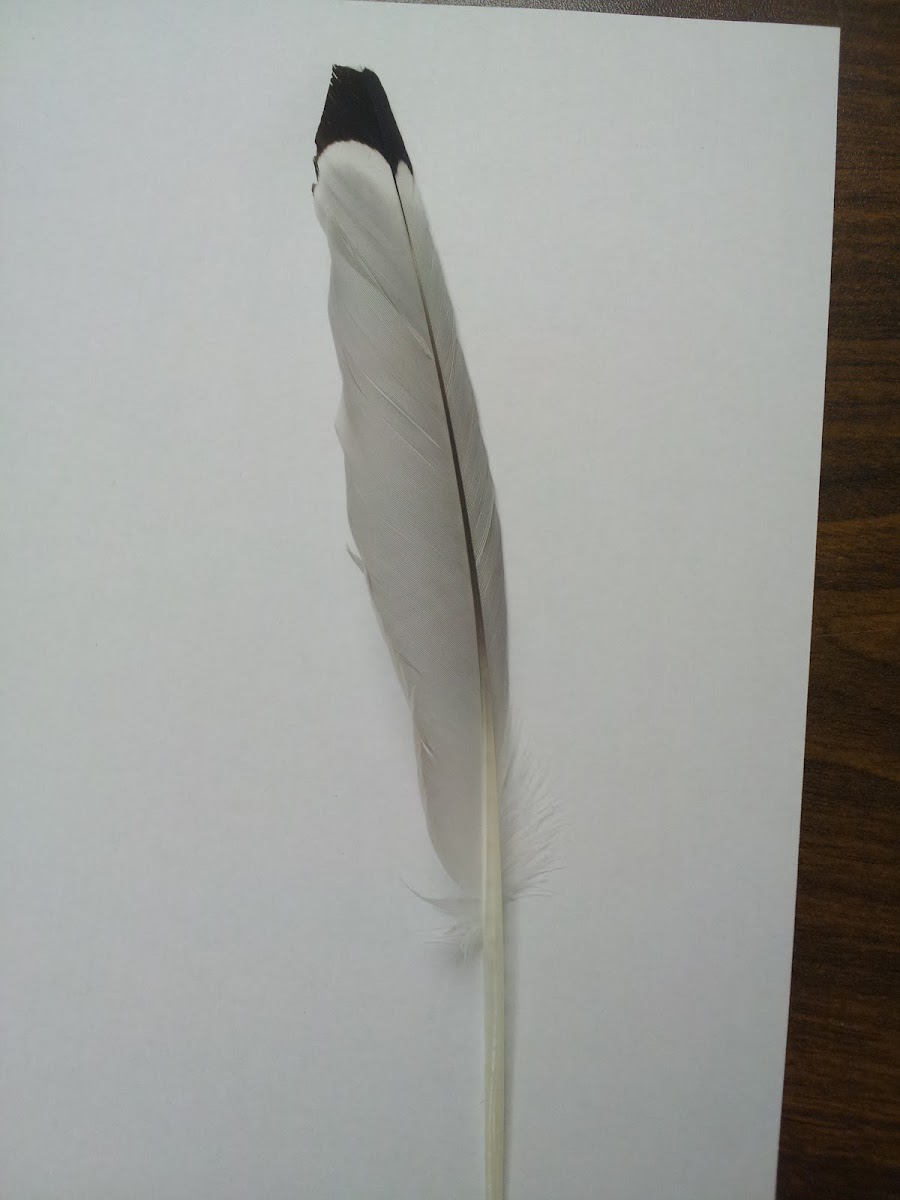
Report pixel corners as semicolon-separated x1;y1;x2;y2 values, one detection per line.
313;66;519;1200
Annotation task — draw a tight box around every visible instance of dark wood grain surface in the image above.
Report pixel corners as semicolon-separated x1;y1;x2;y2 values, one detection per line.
776;7;899;1195
443;0;900;1191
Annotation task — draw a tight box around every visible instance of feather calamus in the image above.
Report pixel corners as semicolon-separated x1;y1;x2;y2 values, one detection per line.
314;66;539;1200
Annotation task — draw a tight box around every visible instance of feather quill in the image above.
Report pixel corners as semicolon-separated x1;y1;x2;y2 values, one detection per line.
313;66;523;1200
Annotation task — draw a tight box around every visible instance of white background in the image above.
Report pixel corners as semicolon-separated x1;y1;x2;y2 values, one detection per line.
1;4;839;1198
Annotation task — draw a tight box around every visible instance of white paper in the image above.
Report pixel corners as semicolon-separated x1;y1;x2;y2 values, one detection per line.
1;4;839;1198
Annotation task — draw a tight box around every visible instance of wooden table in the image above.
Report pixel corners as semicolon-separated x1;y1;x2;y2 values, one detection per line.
758;5;899;1195
446;1;900;1191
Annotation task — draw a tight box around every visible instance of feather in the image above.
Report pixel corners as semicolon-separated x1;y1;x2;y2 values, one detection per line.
313;66;541;1200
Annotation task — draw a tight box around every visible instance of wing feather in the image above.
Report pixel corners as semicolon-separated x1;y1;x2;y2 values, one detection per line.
315;136;507;893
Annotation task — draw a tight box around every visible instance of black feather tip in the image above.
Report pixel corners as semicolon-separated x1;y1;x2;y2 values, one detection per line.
314;66;411;176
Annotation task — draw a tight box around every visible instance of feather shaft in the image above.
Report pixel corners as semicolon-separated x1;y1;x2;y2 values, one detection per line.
482;679;505;1200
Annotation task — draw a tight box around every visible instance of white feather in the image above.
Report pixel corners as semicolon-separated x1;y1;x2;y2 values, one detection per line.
312;67;551;1200
315;139;508;896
